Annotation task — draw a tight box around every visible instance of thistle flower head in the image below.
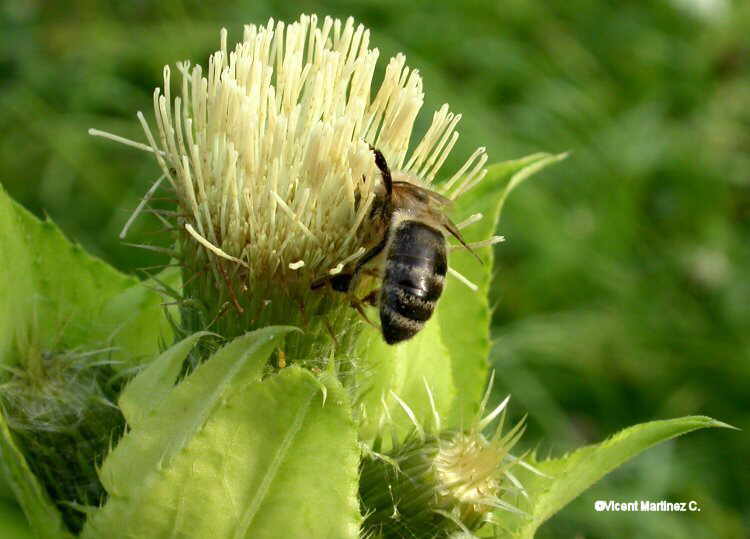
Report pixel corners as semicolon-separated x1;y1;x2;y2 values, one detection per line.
360;375;537;536
141;14;485;281
434;433;512;515
91;14;492;360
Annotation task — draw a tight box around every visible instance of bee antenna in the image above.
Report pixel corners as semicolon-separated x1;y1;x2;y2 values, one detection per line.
369;145;392;197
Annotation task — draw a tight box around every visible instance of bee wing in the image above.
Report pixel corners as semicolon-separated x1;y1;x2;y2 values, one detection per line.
423;187;453;208
392;181;453;209
392;181;483;264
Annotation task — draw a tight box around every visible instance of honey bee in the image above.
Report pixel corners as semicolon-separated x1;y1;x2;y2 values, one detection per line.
314;147;479;344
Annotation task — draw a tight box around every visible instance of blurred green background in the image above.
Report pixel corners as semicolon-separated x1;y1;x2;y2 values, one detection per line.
1;0;748;537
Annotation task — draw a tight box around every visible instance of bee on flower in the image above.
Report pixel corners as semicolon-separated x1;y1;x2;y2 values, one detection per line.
91;14;501;359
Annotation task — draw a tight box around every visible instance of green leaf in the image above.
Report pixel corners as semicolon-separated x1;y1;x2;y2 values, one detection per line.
0;499;35;539
84;343;360;538
356;316;455;441
496;415;733;538
0;186;176;527
0;410;72;538
440;152;568;425
0;183;172;368
93;327;295;501
353;153;567;440
0;183;130;365
100;265;182;370
117;331;211;429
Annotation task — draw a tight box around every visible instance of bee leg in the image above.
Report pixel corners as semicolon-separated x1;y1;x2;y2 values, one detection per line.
361;288;380;306
310;236;388;293
351;297;378;329
347;288;380;329
311;272;353;292
350;235;387;277
310;277;328;290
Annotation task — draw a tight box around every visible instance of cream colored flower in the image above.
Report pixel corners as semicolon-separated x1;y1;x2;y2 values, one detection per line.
90;15;504;361
93;14;490;289
360;374;541;535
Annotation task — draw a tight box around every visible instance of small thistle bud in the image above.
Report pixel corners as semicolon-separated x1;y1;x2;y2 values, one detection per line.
0;348;125;533
360;377;534;537
91;14;491;365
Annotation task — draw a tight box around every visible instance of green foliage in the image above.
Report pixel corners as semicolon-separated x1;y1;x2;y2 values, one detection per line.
355;154;565;440
440;153;567;425
357;314;455;441
0;499;35;539
0;185;173;370
93;328;296;503
84;329;361;539
1;2;747;537
116;331;210;429
0;349;125;533
99;266;181;370
494;416;733;538
0;184;172;536
0;412;72;539
0;183;134;366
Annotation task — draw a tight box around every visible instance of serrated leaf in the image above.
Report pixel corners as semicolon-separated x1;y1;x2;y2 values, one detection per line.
0;184;129;364
0;410;72;539
0;185;174;526
440;152;568;425
0;184;172;368
353;153;567;440
117;331;211;429
356;316;455;441
495;415;733;538
100;265;181;370
84;365;360;539
92;327;296;503
0;185;152;536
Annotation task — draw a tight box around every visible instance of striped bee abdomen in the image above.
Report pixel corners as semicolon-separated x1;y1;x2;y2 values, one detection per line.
380;220;447;344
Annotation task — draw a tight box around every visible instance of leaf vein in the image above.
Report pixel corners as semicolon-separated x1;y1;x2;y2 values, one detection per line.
234;384;316;538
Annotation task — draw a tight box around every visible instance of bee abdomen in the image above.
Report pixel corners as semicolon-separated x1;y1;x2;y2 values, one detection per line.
380;303;426;344
383;284;436;321
380;220;447;344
